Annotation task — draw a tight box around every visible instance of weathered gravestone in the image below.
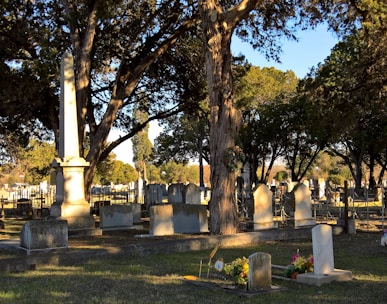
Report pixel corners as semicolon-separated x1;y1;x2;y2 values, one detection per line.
248;252;272;290
168;183;185;204
183;183;201;205
20;220;68;254
253;184;278;230
296;224;352;286
293;183;316;227
145;184;163;208
149;204;208;236
99;205;133;230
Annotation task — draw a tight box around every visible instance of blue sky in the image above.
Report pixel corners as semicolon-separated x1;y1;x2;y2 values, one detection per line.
113;24;339;165
232;23;339;78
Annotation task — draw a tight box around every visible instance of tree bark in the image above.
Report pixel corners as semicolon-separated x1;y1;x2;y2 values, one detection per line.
200;1;254;234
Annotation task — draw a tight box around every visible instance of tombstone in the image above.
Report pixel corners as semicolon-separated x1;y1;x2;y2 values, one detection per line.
149;204;208;236
318;178;326;200
135;176;144;204
168;183;185;204
145;184;163;208
131;203;142;223
312;224;334;274
293;183;316;227
248;252;272;290
253;184;278;230
149;204;174;236
183;183;201;205
50;51;95;231
20;220;68;253
296;224;352;286
99;205;133;230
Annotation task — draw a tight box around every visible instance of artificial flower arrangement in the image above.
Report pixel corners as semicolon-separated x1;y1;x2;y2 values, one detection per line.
284;250;314;279
223;257;249;286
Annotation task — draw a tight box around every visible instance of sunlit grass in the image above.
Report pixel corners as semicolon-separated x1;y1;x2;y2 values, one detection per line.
0;233;386;303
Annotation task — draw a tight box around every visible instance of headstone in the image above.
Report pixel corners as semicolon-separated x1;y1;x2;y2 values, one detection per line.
168;183;185;204
296;224;352;286
149;204;174;236
312;224;334;274
132;203;142;223
183;183;201;204
99;205;133;230
293;183;316;227
135;176;144;204
253;184;278;230
50;51;95;231
149;204;208;236
20;220;68;253
248;252;272;290
318;178;326;200
145;184;163;207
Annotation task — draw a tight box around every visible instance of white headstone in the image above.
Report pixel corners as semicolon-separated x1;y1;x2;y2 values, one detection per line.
312;224;334;274
294;183;316;227
253;184;278;230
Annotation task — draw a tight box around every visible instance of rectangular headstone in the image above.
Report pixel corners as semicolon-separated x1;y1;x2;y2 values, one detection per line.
248;252;272;290
145;184;163;206
312;224;334;274
20;220;68;251
149;204;174;236
99;205;133;229
149;204;208;236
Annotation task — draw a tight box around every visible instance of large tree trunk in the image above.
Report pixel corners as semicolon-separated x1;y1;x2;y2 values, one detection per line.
200;1;247;235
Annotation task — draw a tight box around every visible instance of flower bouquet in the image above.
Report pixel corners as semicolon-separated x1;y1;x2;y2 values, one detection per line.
284;250;314;279
224;257;249;287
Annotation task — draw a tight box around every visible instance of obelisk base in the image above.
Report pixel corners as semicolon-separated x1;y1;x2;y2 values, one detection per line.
50;202;100;234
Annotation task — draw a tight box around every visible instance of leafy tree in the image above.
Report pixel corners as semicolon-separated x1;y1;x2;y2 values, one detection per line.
1;0;201;200
236;66;298;185
14;139;56;185
199;0;370;234
132;107;153;181
302;24;387;192
94;152;136;185
154;100;210;188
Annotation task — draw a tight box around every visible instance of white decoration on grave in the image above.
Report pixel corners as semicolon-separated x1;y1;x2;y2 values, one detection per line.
214;259;224;272
381;230;387;246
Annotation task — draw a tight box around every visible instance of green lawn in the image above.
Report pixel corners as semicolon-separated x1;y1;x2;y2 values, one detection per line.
0;232;386;303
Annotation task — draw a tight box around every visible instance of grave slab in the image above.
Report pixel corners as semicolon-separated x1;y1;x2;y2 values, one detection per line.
296;269;352;286
20;220;68;254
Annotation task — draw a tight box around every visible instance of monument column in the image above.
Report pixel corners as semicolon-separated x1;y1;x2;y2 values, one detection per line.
50;51;95;231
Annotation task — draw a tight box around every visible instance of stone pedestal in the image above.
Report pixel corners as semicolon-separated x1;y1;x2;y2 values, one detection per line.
51;158;95;230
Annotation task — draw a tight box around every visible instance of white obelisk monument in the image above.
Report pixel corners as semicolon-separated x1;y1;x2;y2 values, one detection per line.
50;51;95;230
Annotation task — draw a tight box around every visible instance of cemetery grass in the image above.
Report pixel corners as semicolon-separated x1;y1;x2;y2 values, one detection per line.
0;232;386;303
